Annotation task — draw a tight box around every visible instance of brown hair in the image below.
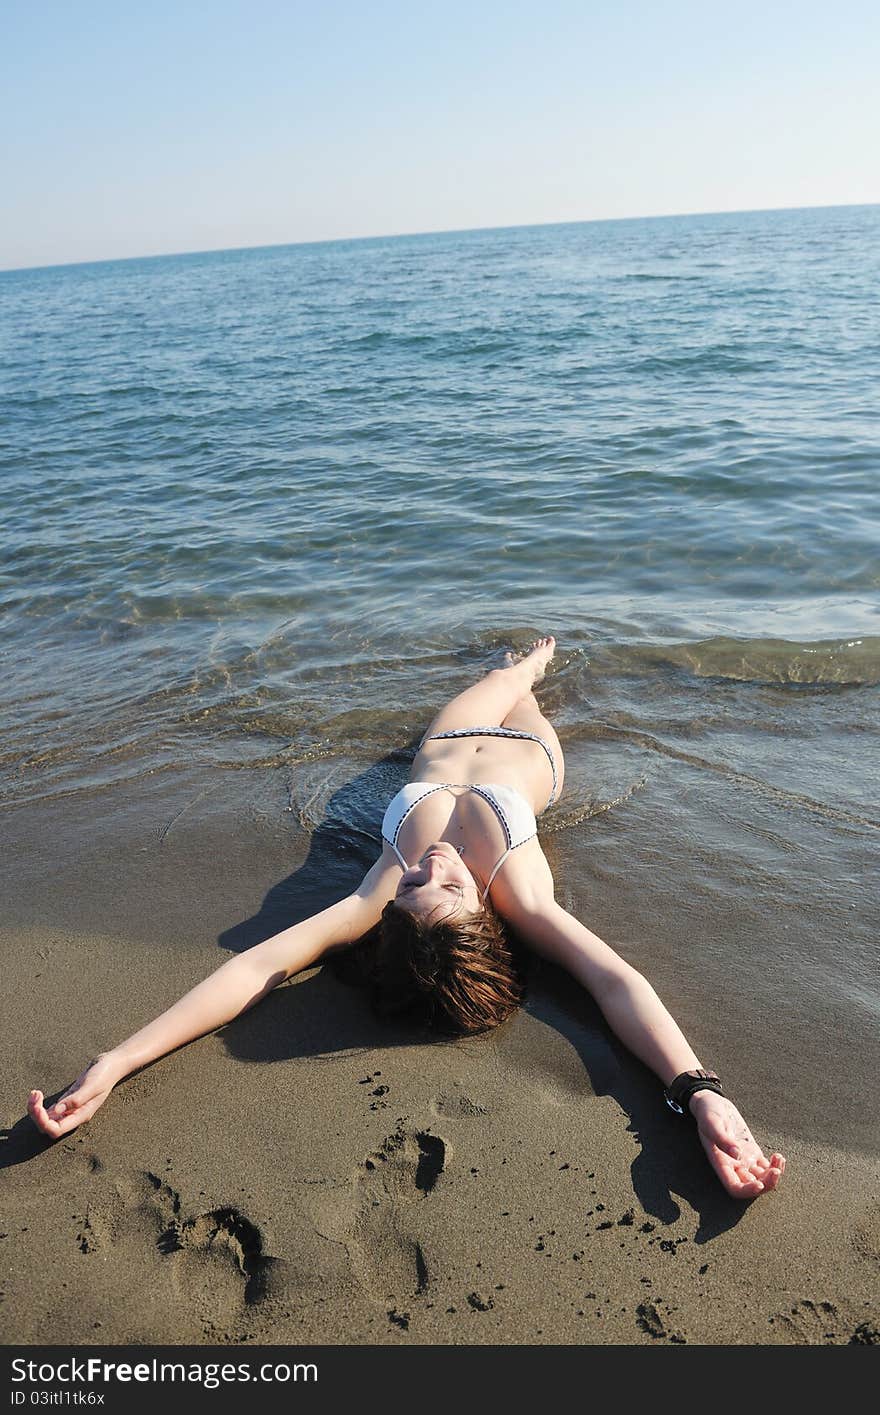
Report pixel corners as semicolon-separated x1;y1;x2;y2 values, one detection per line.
367;900;526;1034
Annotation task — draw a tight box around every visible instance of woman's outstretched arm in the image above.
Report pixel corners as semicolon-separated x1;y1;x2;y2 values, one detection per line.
28;858;396;1139
495;861;785;1199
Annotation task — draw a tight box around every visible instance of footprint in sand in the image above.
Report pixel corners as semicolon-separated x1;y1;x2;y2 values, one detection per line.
72;1167;277;1340
347;1127;448;1305
634;1299;686;1344
146;1176;279;1334
773;1298;878;1345
432;1091;489;1119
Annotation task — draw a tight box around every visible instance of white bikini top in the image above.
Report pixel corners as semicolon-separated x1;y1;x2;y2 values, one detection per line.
381;782;537;902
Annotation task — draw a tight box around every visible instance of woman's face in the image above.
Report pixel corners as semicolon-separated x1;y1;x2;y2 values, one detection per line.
394;841;482;921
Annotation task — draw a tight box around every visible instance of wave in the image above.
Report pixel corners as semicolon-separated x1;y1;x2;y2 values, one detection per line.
609;636;880;687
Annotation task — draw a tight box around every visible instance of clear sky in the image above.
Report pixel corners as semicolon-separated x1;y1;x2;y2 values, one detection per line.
2;0;878;270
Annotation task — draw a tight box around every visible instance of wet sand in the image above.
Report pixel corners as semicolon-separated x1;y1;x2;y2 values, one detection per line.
3;765;878;1346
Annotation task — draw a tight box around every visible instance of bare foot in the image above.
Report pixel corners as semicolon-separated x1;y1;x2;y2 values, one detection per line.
511;636;555;686
689;1091;786;1199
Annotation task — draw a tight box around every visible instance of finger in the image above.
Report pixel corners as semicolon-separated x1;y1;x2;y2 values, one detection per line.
53;1082;84;1113
709;1124;741;1159
737;1178;764;1197
720;1167;763;1199
43;1101;89;1137
28;1092;63;1138
730;1161;764;1195
47;1095;76;1119
711;1153;734;1181
701;1114;741;1159
51;1092;83;1116
28;1090;52;1123
50;1078;95;1117
709;1154;765;1199
735;1162;764;1187
764;1158;785;1189
53;1107;92;1136
718;1148;758;1194
29;1089;82;1135
748;1154;787;1192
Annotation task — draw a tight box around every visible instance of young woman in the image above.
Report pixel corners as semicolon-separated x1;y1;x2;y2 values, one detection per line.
28;637;785;1200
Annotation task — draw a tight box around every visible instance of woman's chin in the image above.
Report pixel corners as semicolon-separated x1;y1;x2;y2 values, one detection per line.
419;842;460;862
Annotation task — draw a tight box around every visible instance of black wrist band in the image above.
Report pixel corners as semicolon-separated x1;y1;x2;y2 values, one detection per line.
664;1069;723;1114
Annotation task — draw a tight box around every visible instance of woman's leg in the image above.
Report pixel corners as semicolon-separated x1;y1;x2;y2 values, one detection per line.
501;691;565;801
421;637;555;740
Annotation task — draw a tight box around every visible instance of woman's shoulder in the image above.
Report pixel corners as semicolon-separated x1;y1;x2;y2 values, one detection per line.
489;835;556;923
351;849;405;914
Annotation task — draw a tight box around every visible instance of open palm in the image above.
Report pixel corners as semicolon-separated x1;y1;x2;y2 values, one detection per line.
689;1090;785;1198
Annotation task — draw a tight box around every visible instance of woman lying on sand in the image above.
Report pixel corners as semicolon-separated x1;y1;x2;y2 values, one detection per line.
29;637;784;1199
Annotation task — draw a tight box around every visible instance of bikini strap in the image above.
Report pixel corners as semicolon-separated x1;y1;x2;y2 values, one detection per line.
480;847;513;902
389;841;409;871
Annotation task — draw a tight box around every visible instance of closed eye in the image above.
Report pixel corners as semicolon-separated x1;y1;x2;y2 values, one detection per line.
400;882;463;894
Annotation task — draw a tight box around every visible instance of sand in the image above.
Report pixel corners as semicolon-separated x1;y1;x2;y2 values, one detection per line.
2;768;878;1347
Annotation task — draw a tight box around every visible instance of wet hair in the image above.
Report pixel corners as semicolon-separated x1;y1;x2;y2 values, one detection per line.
367;900;527;1034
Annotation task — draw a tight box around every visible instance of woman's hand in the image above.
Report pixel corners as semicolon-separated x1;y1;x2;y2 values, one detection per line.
689;1089;785;1198
28;1054;123;1138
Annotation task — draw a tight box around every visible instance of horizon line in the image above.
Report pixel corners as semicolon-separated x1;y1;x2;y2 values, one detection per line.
2;199;877;276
